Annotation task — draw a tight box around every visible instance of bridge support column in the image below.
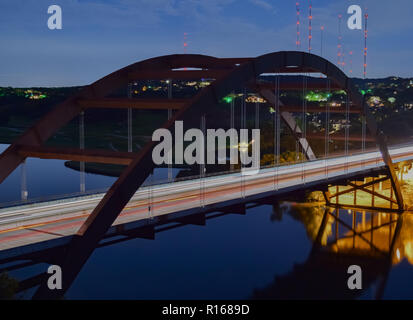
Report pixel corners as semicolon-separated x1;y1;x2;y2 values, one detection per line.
361;88;404;210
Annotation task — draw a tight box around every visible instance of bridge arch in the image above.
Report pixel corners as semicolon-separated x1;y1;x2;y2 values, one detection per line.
0;51;404;298
0;49;404;226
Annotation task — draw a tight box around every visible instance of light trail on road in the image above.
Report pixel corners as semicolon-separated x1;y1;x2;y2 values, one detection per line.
0;144;412;252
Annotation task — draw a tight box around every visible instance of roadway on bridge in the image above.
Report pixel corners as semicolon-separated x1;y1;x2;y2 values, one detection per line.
0;145;412;254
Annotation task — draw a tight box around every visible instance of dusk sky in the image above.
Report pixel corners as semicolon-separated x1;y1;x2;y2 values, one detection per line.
1;0;412;87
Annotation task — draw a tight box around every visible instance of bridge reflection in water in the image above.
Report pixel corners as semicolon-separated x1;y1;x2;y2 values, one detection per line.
1;195;412;300
253;203;408;300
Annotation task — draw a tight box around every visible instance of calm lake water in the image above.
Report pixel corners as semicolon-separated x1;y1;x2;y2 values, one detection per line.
1;144;413;300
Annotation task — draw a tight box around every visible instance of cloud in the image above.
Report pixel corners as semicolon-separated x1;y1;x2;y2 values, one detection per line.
249;0;277;14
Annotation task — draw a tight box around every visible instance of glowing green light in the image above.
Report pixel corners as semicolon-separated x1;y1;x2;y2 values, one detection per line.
360;90;366;95
223;96;233;103
305;91;330;102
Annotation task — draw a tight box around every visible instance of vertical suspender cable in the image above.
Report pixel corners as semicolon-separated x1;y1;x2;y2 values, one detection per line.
242;89;246;136
361;103;366;169
127;83;132;153
302;75;307;183
274;75;280;190
168;80;172;182
363;11;368;79
230;93;235;172
79;111;85;193
127;105;132;152
255;101;259;130
295;140;299;163
148;168;153;218
21;160;28;201
325;78;331;178
255;98;260;183
345;90;350;173
255;98;261;184
200;115;206;207
241;89;246;198
241;90;243;196
362;11;368;169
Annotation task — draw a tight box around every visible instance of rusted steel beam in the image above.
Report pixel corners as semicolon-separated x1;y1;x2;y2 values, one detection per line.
258;88;317;160
329;176;389;198
328;203;402;214
279;105;361;113
347;182;398;205
219;57;252;65
305;133;375;142
128;69;230;80
77;98;188;110
0;98;83;184
18;145;135;165
152;55;251;70
256;81;342;91
277;66;320;73
0;54;231;185
328;177;398;206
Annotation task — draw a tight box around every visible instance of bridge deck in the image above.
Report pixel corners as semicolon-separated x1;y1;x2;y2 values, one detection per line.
0;145;412;256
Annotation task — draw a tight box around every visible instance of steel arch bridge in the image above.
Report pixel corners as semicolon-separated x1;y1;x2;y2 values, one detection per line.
0;51;404;297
